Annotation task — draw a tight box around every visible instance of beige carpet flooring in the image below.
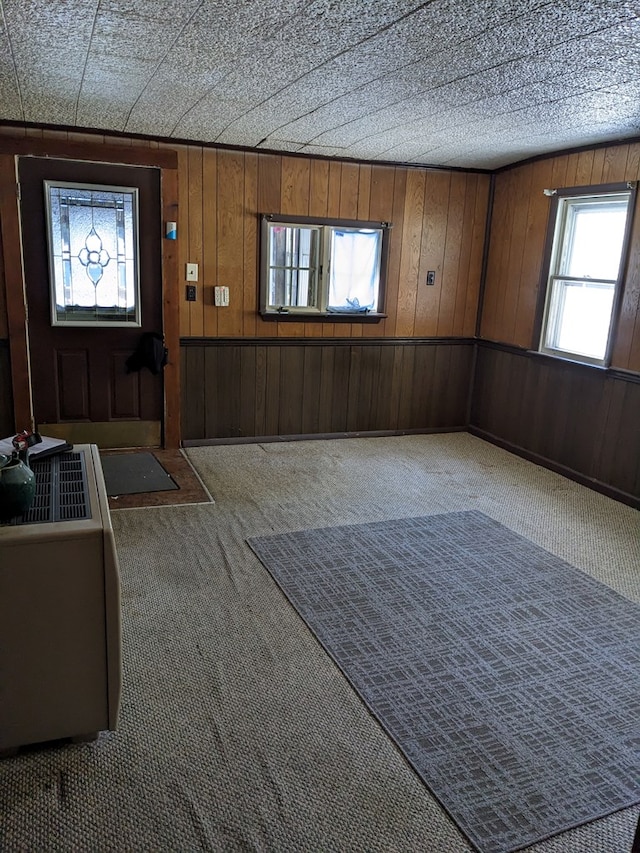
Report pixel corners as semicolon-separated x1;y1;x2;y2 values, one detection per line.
1;433;638;852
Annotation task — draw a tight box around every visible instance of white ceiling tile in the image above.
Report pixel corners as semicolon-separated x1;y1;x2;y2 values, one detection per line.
297;144;350;157
1;0;640;167
256;138;305;153
0;81;23;121
22;90;78;126
98;0;201;23
2;0;98;41
75;101;137;131
0;22;22;120
88;10;184;60
270;3;638;149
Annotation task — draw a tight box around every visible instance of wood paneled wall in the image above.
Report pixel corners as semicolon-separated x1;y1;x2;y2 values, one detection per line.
1;125;638;501
0;341;12;435
181;338;473;441
470;342;640;505
0;203;7;339
482;141;640;372
0;197;10;430
177;147;489;339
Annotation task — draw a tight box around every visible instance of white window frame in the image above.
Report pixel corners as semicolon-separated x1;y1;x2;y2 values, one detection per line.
538;183;636;367
259;215;389;318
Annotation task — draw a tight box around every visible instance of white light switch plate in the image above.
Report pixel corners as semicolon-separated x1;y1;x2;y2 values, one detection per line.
214;286;229;307
186;263;198;281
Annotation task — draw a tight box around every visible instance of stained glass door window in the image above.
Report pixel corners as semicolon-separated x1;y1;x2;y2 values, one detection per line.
44;180;141;326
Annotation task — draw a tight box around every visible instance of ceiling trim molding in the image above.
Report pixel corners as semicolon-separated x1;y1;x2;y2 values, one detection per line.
0;120;489;175
4;122;638;177
495;134;640;174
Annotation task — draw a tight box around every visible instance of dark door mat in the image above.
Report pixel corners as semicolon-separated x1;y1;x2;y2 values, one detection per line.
101;451;178;496
102;450;213;509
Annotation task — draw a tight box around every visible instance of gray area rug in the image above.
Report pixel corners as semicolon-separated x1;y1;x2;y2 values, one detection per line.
100;451;178;496
248;510;640;853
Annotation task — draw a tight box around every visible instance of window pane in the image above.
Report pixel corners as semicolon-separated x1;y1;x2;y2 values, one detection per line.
328;229;381;311
545;280;614;360
541;189;632;365
561;200;628;281
46;182;140;326
261;218;387;317
267;225;318;308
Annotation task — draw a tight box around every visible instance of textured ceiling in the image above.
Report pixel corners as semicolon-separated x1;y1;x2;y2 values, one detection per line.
1;0;639;169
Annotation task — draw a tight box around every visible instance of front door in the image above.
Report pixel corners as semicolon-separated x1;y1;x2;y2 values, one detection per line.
19;157;163;448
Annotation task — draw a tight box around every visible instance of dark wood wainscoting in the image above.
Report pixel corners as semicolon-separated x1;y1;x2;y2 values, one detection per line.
181;338;474;442
0;339;13;435
470;342;640;506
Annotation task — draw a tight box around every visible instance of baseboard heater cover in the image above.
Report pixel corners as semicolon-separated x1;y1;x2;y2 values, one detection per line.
0;444;122;752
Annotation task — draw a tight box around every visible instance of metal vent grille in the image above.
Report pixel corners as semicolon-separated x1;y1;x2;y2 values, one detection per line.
10;451;91;525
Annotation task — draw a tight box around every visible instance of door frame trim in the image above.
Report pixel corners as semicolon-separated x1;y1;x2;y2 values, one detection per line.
0;136;180;448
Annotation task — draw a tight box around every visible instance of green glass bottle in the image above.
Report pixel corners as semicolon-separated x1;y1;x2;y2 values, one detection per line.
0;452;36;523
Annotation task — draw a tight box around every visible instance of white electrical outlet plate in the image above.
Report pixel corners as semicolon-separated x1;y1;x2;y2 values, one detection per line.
214;286;230;307
186;263;198;281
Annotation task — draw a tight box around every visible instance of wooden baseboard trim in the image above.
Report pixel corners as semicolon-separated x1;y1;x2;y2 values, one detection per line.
182;426;467;448
468;426;639;509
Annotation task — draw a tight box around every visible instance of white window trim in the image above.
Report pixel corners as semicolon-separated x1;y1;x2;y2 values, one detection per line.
538;184;636;367
259;214;389;319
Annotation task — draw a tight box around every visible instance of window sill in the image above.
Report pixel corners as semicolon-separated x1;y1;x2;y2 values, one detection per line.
533;348;607;369
259;311;387;323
